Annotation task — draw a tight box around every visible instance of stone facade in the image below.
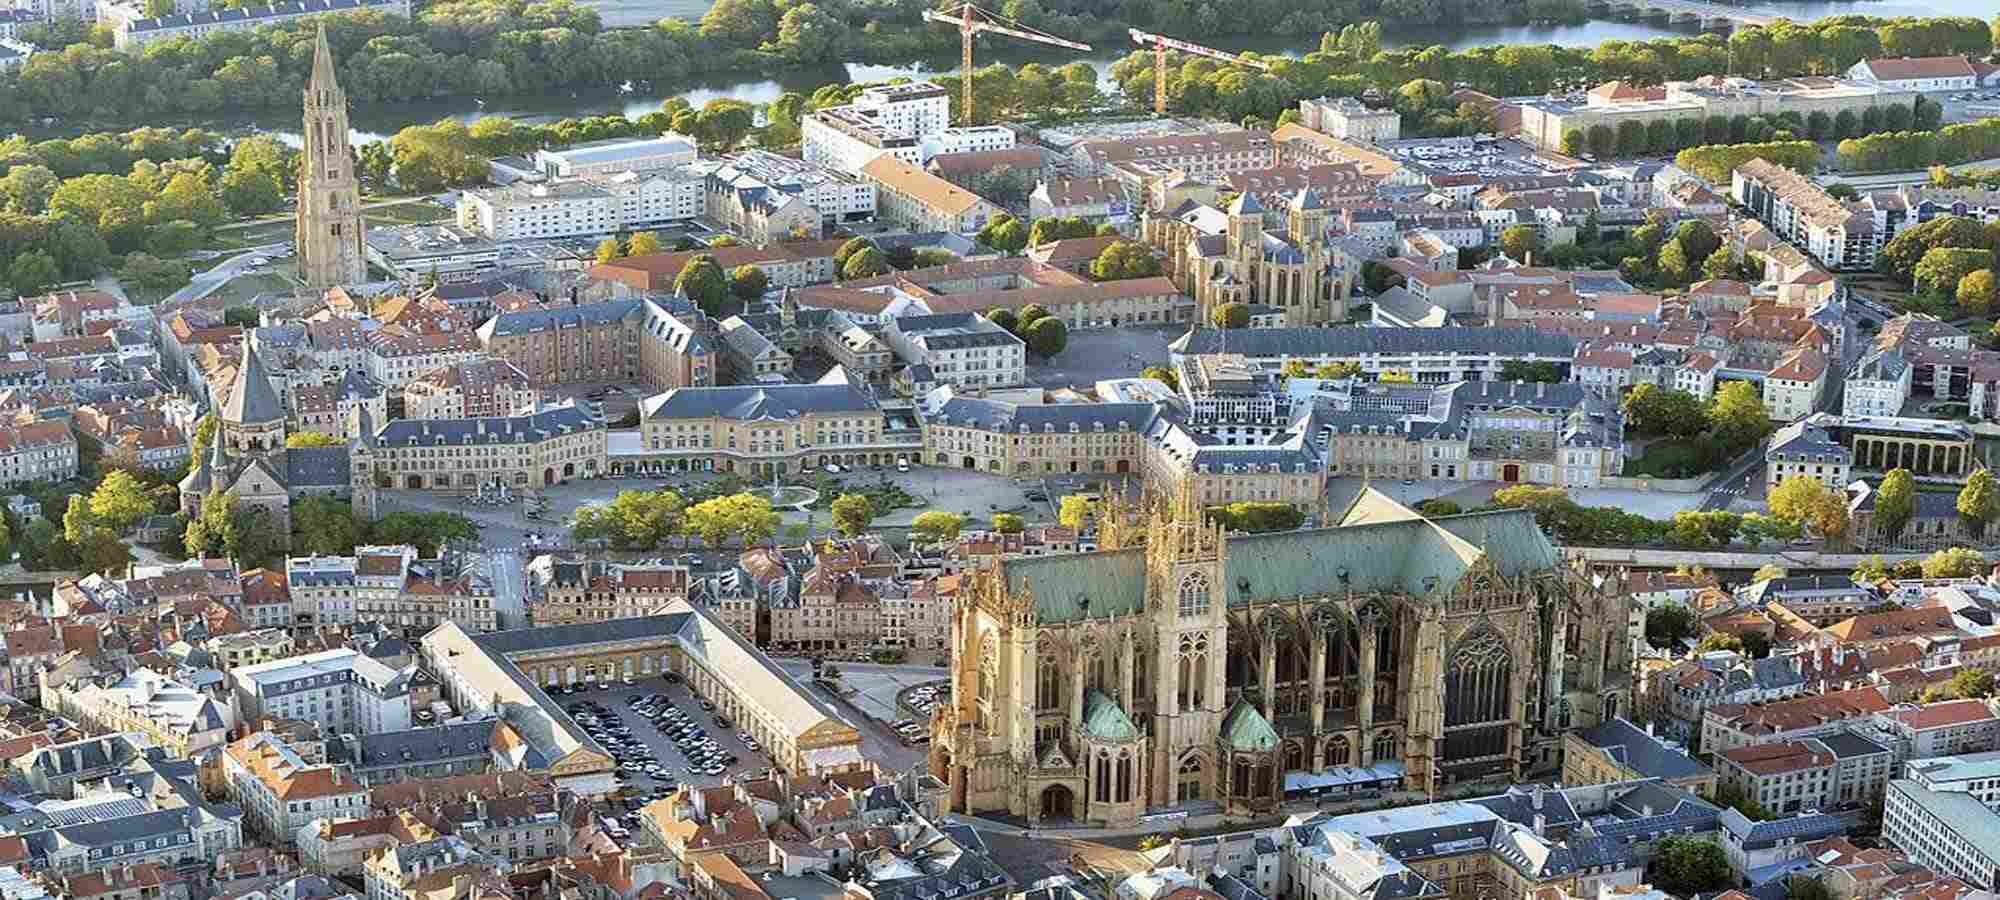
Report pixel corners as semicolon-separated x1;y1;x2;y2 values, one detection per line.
930;485;1630;825
295;26;365;290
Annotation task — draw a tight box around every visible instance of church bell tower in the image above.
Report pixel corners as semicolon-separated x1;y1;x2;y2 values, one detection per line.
297;24;366;290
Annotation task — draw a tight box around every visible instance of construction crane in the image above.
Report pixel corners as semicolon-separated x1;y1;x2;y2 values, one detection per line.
923;3;1091;125
1129;28;1271;115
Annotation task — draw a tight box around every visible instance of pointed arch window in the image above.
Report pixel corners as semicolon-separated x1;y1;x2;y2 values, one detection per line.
1178;572;1210;618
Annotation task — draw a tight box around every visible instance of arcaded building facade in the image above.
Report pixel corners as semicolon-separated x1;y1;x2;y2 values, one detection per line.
931;487;1631;825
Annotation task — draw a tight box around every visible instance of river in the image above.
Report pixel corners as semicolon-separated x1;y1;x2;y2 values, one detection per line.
265;0;1995;144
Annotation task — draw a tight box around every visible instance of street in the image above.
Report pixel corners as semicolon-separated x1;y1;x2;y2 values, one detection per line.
165;244;292;306
482;548;527;628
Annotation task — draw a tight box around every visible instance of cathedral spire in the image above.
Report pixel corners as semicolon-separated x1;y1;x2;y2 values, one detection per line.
309;23;338;96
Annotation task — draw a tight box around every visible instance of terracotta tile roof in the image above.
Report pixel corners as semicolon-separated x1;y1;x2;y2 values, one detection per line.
1707;686;1890;734
861;156;993;216
1858;56;1977;81
1826;607;1961;642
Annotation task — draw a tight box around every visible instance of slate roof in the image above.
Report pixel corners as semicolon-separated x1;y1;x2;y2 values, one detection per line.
331;722;493;771
1719;809;1852;851
127;0;400;31
476;300;640;340
285;447;351;487
641;384;879;421
222;343;283;425
375;404;598;448
1575;717;1709;780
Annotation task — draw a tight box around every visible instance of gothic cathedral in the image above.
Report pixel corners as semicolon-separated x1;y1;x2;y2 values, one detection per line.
296;25;366;290
930;486;1631;825
1142;189;1349;327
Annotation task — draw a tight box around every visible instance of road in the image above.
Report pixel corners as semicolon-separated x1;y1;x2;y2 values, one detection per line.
165;244;290;306
483;548;527;629
1699;442;1766;512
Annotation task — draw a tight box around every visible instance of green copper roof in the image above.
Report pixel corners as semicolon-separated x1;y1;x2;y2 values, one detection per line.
1220;699;1279;752
1001;547;1147;624
1081;690;1139;742
1003;490;1558;625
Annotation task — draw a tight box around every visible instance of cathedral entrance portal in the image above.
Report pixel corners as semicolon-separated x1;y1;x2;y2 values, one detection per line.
1040;784;1074;821
1502;464;1521;482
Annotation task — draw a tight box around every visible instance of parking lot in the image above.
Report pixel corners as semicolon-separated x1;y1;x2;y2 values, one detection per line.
1031;324;1182;388
556;677;774;800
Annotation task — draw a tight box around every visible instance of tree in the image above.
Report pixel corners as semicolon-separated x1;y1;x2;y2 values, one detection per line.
1875;468;1917;542
625;231;662;257
1025;316;1068;357
829;493;876;537
992;513;1025;533
986;308;1019;334
1316;361;1362;379
1950;666;1998;699
834;237;874;269
1709;381;1773;451
1089;240;1161;281
729;264;769;302
1621;384;1709;439
1696;632;1744;653
9;250;57;296
1769;475;1848;542
1057;494;1096;531
1377;370;1414;384
285;431;343;448
1961;469;2000;536
1880;216;1987;284
842;247;888;279
1500;224;1542;262
1417;499;1461;517
292;495;358;556
1915;247;1994;297
1018;305;1051;330
85;469;153;534
1212;302;1251;329
674;254;730;316
1752;563;1787;582
767;3;847;65
1140;366;1180;390
594;238;623;263
365;512;479;557
1651;837;1731;897
1645;603;1697;648
1717;782;1775;821
976;216;1029;254
1028;217;1094;246
686;493;781;546
1924;546;1988;578
911;510;966;543
1499;360;1562;382
1961;269;2000;312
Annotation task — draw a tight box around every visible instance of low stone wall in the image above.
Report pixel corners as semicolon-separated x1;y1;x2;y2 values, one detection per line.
1600;474;1711;493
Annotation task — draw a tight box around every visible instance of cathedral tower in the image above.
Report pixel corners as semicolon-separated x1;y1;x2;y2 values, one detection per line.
297;25;366;289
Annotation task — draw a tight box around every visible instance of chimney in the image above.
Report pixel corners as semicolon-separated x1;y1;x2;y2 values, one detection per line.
1532;786;1544;810
1533;813;1546;835
1645;721;1655;737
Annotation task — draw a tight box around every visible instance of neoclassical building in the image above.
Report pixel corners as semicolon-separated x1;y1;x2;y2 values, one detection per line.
930;486;1630;825
1143;189;1350;327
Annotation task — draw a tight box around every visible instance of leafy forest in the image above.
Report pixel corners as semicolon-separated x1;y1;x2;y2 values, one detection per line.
0;0;1990;133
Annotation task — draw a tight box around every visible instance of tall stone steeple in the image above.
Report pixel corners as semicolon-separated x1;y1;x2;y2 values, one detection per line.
296;24;365;290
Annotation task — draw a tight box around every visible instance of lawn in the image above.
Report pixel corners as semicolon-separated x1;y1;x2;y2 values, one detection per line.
212;271;297;305
364;200;450;227
1622;439;1716;479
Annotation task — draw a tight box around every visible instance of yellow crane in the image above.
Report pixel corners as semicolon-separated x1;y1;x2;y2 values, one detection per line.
1128;28;1272;115
922;3;1092;125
